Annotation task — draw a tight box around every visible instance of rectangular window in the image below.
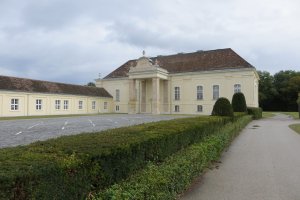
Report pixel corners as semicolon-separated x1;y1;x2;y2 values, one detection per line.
174;105;180;112
234;84;241;93
63;100;68;110
116;105;120;111
174;87;180;100
116;89;120;102
11;98;19;111
78;101;83;109
197;86;203;100
213;85;219;100
36;99;42;110
104;102;108;109
197;105;203;112
55;100;61;110
92;101;96;110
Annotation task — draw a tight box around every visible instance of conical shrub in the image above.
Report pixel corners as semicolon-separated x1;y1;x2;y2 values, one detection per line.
232;92;247;112
211;97;233;117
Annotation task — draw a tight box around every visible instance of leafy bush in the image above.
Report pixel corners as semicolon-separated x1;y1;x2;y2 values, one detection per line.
212;97;234;117
247;107;262;119
93;115;252;200
232;92;247;112
0;116;231;199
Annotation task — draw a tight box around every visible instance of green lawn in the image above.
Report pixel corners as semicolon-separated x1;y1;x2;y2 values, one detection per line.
289;124;300;134
262;112;299;119
280;112;299;119
0;113;103;121
262;112;276;118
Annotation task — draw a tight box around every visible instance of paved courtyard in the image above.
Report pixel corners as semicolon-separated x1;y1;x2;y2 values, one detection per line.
0;114;186;148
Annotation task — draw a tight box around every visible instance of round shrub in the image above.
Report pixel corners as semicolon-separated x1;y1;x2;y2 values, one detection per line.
211;97;233;117
232;92;247;112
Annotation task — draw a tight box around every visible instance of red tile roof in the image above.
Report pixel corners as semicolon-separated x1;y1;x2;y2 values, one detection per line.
0;75;112;98
104;48;255;79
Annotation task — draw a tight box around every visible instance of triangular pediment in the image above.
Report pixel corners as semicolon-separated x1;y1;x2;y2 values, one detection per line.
128;56;168;79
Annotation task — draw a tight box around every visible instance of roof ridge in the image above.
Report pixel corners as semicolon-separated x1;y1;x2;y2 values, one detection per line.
103;48;254;79
0;75;113;98
139;48;233;60
0;74;96;89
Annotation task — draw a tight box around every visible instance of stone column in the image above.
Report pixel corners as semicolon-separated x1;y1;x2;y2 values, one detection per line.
152;77;160;114
128;79;136;114
141;80;146;113
163;80;169;113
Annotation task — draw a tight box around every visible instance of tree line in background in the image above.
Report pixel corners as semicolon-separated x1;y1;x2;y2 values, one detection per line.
258;70;300;111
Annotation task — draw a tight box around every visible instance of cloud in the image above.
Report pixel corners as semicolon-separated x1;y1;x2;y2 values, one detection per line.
0;0;299;84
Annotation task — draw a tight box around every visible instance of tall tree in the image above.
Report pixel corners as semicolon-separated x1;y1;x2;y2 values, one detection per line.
273;70;300;111
86;82;96;87
258;71;277;110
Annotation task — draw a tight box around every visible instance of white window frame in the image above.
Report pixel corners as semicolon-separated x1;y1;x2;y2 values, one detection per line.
78;101;83;110
174;105;180;112
197;85;203;100
174;87;180;100
36;99;42;110
197;105;203;112
92;101;96;110
11;98;19;111
104;102;108;110
116;89;120;102
63;100;69;110
234;84;241;93
213;85;219;100
55;100;61;110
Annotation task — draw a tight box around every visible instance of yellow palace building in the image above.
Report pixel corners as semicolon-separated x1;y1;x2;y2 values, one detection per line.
0;48;259;117
96;48;259;115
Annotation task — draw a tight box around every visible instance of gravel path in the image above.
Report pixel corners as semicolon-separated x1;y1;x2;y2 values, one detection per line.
0;114;186;148
181;114;300;200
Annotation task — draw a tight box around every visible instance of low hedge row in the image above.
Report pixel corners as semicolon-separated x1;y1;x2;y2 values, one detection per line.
247;107;263;119
93;115;252;200
0;116;231;199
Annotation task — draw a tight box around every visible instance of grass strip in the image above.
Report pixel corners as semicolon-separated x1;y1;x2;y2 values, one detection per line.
92;115;252;200
262;112;276;118
289;124;300;134
280;112;299;119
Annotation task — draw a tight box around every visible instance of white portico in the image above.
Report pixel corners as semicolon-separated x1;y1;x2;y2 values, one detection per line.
128;52;170;114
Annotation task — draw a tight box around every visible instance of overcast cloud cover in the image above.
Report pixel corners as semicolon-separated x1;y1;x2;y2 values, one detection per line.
0;0;299;84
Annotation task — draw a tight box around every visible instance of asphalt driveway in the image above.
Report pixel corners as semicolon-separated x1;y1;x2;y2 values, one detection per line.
181;114;300;200
0;114;186;148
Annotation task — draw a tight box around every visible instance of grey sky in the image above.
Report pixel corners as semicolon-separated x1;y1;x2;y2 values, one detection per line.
0;0;299;84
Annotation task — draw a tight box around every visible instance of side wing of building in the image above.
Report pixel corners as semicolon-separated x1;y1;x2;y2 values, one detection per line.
0;76;113;117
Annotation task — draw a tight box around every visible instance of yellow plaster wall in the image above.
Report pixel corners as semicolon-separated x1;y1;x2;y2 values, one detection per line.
96;68;259;115
96;79;129;113
0;91;113;117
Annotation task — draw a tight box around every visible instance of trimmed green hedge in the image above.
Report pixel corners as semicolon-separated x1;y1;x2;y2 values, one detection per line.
0;116;231;199
93;115;252;200
247;107;263;119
